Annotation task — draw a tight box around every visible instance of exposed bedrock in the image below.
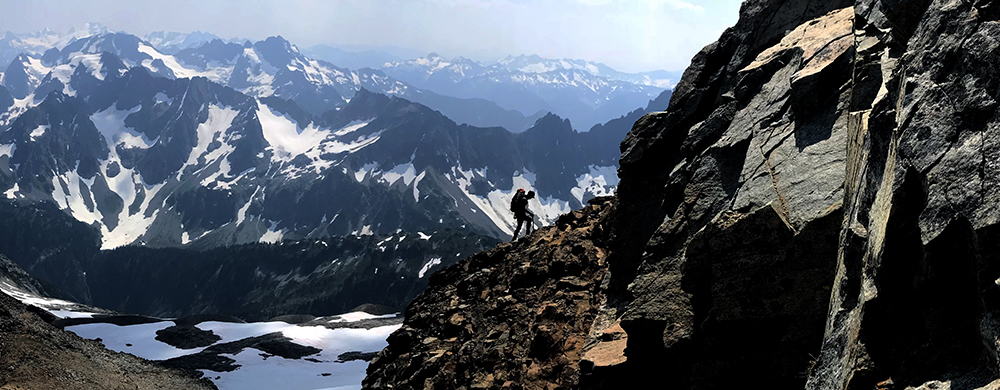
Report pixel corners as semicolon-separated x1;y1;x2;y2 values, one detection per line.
363;199;613;389
607;2;853;388
810;0;1000;388
364;0;1000;389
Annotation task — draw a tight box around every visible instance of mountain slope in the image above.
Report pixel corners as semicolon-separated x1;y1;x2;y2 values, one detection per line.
364;198;613;389
0;283;216;389
85;229;496;321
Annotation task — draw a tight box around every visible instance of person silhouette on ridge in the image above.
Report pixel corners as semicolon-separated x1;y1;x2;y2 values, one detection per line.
510;188;535;241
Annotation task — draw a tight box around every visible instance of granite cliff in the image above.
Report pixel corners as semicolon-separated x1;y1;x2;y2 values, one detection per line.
364;0;1000;388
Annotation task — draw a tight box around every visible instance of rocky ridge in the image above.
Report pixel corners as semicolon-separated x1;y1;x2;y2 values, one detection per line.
364;0;1000;389
364;197;612;389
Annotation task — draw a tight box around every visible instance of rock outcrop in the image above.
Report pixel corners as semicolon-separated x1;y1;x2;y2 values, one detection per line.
364;0;1000;389
364;198;612;389
810;0;1000;388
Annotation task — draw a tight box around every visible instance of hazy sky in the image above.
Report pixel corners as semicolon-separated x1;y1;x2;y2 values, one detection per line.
1;0;745;73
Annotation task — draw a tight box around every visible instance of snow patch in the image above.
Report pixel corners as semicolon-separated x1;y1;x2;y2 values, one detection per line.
137;43;222;81
199;321;399;390
183;105;240;173
333;120;370;136
570;165;619;205
354;162;378;182
258;102;330;161
64;314;401;390
412;170;426;202
260;220;286;244
69;322;195;361
29;125;48;141
381;163;417;186
4;183;19;199
236;187;261;225
91;106;150;148
418;257;442;278
50;170;101;225
0;143;16;158
328;312;397;323
0;280;99;318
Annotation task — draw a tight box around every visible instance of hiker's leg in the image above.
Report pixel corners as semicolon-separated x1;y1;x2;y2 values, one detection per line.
513;218;523;240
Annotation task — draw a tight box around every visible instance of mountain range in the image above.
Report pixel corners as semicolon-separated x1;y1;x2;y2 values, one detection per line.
1;24;676;132
2;1;997;389
0;24;672;321
380;53;672;131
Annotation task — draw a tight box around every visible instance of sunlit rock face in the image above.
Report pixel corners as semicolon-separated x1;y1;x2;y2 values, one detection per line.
363;0;1000;389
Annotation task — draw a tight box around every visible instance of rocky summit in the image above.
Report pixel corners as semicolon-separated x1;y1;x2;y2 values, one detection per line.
363;0;1000;389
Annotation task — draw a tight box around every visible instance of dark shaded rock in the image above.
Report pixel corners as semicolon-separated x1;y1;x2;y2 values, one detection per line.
350;303;398;315
269;314;316;324
173;314;247;327
304;314;403;330
158;332;321;372
52;314;164;329
160;352;239;373
337;351;378;363
155;325;222;349
0;85;13;113
808;1;1000;388
0;199;101;304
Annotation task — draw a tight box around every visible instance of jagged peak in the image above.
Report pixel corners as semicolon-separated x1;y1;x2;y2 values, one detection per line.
531;112;570;128
260;35;293;47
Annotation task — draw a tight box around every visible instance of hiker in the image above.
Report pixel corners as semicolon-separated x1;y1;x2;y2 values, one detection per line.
510;188;536;240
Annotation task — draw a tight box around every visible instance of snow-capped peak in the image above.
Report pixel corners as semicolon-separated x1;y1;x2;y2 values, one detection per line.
14;22;116;53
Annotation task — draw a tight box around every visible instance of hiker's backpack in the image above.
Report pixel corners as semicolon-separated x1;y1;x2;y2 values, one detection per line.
510;193;526;212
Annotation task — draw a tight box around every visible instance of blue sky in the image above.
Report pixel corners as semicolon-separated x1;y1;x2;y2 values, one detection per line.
1;0;745;73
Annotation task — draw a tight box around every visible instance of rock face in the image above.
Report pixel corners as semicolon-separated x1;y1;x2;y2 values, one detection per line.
0;290;216;390
810;0;1000;388
364;0;1000;389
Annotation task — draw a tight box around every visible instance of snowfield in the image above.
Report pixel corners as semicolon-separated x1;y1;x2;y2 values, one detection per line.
0;283;400;390
68;318;399;390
